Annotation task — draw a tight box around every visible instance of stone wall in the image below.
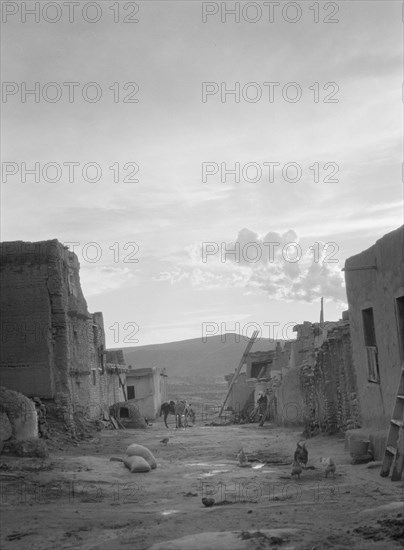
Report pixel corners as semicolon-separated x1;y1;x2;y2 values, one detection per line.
300;322;361;436
271;320;361;434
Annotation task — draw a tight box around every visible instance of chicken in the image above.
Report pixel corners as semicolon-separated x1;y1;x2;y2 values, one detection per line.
294;442;308;468
320;457;336;478
291;460;302;479
237;447;247;465
202;497;215;507
160;437;169;445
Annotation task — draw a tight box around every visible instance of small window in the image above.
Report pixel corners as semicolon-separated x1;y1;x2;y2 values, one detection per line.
92;369;96;385
120;407;129;418
251;362;269;379
362;308;380;383
127;386;135;400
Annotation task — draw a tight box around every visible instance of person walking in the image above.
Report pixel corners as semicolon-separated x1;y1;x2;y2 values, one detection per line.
257;389;269;427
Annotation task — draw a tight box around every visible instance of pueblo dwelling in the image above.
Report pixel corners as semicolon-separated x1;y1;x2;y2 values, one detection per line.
344;224;404;432
125;366;168;420
0;239;127;428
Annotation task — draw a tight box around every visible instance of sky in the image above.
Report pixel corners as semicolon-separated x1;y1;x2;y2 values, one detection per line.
2;0;403;347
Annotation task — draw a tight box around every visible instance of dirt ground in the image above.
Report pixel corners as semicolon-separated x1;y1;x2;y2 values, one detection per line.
0;419;403;550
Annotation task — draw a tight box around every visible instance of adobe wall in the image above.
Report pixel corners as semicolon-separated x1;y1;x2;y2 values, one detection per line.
300;323;361;436
275;365;305;426
0;240;124;426
245;350;274;378
272;323;317;427
344;225;404;430
132;394;155;419
224;372;253;414
106;349;125;365
151;370;165;418
69;311;105;418
0;241;63;397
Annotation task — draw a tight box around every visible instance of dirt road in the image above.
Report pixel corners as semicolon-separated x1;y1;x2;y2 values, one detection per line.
1;421;403;549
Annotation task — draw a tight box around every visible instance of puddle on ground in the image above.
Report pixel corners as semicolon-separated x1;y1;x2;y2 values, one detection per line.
198;470;231;478
161;510;181;516
186;463;230;467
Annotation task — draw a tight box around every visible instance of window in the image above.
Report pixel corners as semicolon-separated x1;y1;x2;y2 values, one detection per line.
127;386;135;400
120;407;129;418
92;369;96;385
251;362;269;378
362;308;380;383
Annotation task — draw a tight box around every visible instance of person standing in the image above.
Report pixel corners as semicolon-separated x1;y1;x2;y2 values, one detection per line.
257;390;268;427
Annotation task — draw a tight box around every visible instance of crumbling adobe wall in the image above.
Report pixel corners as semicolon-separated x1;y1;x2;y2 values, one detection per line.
0;240;102;430
106;349;125;365
0;239;126;428
0;240;84;430
68;310;104;420
70;312;126;420
0;241;55;397
0;240;80;400
300;323;361;436
273;323;317;427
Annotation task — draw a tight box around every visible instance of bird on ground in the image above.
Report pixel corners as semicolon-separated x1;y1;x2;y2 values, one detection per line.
160;437;169;445
294;442;308;468
320;457;336;478
237;447;247;465
202;497;215;507
291;460;302;479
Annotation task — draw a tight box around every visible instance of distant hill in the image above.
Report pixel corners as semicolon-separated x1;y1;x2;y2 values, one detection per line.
121;333;279;381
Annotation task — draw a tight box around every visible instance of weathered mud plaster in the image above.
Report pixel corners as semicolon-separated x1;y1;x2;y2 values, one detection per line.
344;225;404;431
0;240;127;427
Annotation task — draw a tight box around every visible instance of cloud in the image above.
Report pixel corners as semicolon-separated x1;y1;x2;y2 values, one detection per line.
79;265;135;297
154;228;346;303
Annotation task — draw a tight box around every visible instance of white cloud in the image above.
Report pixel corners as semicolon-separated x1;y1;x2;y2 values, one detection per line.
79;266;135;297
154;228;346;303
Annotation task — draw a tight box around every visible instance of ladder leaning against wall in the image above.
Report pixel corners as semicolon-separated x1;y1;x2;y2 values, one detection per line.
380;365;404;481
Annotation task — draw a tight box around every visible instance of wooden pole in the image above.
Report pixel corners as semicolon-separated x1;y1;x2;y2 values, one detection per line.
218;330;259;417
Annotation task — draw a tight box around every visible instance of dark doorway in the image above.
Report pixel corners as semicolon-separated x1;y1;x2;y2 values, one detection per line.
362;307;380;383
251;361;269;378
120;407;129;418
127;386;135;400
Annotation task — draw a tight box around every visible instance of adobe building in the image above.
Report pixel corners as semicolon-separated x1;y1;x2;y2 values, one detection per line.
245;350;274;379
344;225;404;432
125;366;168;419
269;315;361;434
224;371;254;416
223;350;274;417
0;239;127;427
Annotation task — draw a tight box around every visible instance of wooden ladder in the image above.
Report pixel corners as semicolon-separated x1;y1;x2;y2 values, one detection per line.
218;329;259;418
380;365;404;480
